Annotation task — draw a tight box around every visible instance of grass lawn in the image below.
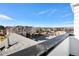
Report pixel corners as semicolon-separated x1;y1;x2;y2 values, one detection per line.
0;36;5;42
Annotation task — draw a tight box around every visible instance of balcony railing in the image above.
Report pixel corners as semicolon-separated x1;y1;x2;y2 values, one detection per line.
8;33;70;56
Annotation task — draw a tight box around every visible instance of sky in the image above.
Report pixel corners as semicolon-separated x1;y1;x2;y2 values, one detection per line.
0;3;73;27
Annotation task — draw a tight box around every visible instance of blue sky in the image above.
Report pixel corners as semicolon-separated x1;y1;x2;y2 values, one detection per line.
0;3;73;27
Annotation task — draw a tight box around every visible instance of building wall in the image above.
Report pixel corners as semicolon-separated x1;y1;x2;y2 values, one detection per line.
69;4;79;56
47;37;69;56
72;4;79;39
69;36;79;56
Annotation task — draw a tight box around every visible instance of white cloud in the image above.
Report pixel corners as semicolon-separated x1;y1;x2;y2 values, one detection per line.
50;9;57;14
47;9;57;16
38;9;50;15
0;14;13;20
38;9;57;15
62;13;72;18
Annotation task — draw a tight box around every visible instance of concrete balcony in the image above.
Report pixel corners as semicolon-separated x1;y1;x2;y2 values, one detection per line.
0;32;78;56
